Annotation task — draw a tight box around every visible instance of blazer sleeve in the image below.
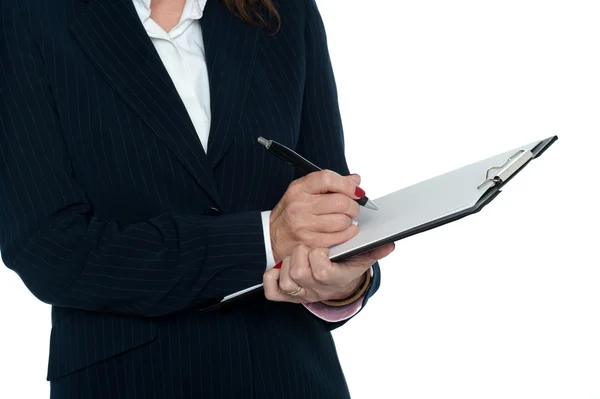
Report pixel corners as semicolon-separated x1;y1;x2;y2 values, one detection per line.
0;4;267;318
296;0;381;330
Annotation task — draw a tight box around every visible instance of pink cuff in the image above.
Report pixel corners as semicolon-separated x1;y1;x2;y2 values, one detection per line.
303;294;365;322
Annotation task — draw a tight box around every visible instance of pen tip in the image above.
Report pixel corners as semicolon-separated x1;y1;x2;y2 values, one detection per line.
365;200;379;211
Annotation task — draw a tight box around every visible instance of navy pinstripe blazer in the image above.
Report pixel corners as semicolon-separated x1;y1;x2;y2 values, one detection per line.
0;0;381;397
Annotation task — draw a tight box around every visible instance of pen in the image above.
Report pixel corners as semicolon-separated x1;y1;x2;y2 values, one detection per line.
257;137;379;211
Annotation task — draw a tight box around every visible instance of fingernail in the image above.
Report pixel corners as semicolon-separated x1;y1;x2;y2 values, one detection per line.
355;186;366;198
274;261;283;269
352;220;359;227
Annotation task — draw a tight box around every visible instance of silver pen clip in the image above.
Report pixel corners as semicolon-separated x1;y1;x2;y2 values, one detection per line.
477;149;534;190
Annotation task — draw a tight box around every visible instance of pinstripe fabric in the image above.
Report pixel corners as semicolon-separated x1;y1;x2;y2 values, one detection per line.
0;0;381;397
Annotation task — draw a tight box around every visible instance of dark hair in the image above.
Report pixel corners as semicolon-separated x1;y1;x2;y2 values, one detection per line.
221;0;281;33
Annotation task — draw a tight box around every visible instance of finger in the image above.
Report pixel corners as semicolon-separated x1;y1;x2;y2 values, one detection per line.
310;222;359;248
339;243;396;269
302;170;367;200
364;242;396;260
311;193;360;218
263;260;307;303
309;247;366;288
310;214;354;233
278;246;308;295
288;247;316;286
346;174;361;185
308;247;339;285
263;267;284;302
288;248;323;302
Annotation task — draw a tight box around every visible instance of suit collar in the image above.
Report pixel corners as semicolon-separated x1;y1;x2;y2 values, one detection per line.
70;0;260;210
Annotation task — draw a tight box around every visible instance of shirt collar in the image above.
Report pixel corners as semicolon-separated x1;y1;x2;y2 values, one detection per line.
133;0;207;21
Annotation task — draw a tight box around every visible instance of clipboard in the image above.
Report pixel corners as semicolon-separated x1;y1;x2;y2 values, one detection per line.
328;135;558;262
217;135;557;305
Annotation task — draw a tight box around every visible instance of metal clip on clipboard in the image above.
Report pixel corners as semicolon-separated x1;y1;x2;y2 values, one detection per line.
477;149;534;190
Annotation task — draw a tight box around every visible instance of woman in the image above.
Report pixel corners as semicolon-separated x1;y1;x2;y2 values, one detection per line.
0;0;394;397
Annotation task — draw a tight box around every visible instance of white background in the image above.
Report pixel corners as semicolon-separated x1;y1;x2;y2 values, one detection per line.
1;0;599;398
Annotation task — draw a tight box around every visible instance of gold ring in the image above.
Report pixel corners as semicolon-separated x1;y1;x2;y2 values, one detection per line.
282;285;302;297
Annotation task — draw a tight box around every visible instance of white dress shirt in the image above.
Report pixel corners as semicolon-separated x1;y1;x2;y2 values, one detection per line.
132;0;276;270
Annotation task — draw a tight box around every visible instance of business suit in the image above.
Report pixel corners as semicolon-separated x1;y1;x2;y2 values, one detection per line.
0;0;381;397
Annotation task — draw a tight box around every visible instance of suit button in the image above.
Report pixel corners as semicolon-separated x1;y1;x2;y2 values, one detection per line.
203;207;221;216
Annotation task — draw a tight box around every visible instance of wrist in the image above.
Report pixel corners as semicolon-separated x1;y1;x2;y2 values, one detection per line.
321;271;371;307
337;273;366;300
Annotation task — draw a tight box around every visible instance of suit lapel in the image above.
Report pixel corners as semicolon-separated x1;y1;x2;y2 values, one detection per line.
201;0;260;168
70;0;224;209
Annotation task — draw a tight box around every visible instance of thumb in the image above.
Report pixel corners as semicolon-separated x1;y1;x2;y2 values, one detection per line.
341;242;396;268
